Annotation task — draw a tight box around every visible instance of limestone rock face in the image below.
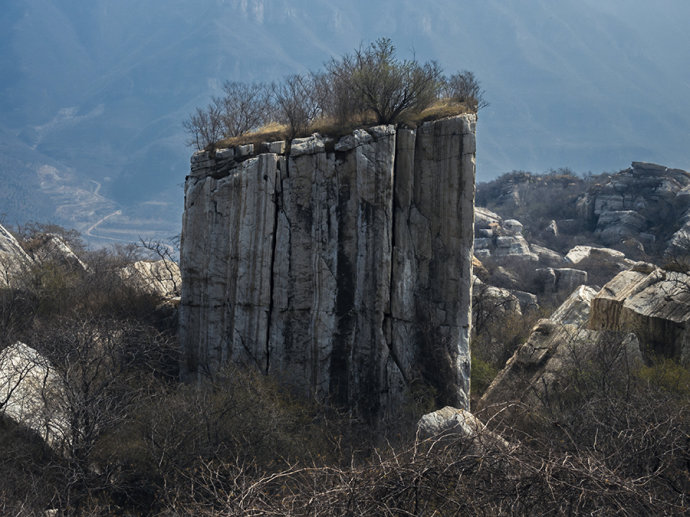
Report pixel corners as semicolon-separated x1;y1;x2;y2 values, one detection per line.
535;267;588;295
28;233;87;272
589;267;690;361
120;260;181;299
180;115;477;421
0;342;67;449
0;224;32;288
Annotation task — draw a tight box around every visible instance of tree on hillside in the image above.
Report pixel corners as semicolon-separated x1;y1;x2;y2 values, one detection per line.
184;38;484;149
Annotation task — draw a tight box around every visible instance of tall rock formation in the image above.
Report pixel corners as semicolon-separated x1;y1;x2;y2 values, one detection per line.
179;115;476;421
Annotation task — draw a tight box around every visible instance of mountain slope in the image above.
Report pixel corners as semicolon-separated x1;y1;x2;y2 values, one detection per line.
1;0;689;243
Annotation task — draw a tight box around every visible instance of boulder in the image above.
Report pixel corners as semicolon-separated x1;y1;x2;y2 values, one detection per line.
589;267;690;361
479;319;643;412
550;285;598;326
502;219;523;236
475;207;501;229
493;235;537;260
535;267;588;294
0;342;67;449
531;244;563;265
417;406;509;450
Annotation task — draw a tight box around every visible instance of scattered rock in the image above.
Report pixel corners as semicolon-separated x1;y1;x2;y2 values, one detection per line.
535;267;588;294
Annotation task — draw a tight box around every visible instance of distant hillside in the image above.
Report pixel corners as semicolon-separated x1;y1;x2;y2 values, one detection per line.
1;0;689;243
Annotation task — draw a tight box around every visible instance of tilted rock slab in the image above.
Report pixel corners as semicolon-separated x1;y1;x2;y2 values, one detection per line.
180;115;476;421
0;342;68;449
478;285;643;412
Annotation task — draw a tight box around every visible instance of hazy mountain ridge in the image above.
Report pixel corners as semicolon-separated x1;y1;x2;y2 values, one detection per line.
2;0;689;243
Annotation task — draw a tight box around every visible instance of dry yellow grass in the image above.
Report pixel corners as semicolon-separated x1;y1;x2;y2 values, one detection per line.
214;98;473;150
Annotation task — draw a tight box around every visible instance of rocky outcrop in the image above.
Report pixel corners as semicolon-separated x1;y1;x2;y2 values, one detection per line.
0;224;32;288
535;267;588;295
474;209;536;261
564;245;633;270
0;342;67;449
120;260;181;299
589;265;690;361
478;285;642;410
180;115;476;421
27;233;87;271
578;162;690;252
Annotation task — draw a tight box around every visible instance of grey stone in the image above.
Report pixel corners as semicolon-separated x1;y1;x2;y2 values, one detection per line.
235;144;254;157
0;342;68;449
266;141;286;154
502;219;523;235
120;260;181;298
475;207;501;229
179;115;477;421
417;406;508;451
0;223;32;288
590;268;690;361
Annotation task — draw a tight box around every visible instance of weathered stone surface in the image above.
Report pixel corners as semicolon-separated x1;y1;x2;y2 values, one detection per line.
535;267;588;294
475;207;501;229
0;224;32;288
417;406;508;450
120;260;181;298
550;285;598;326
578;162;690;251
473;212;537;261
28;233;88;271
502;219;523;235
479;319;642;411
473;282;522;334
589;268;690;360
180;115;476;421
531;244;563;265
565;245;630;269
0;342;67;449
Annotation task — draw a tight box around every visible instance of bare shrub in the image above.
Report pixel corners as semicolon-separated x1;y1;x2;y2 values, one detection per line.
272;74;321;139
327;38;443;125
218;81;272;137
444;70;489;111
183;102;225;150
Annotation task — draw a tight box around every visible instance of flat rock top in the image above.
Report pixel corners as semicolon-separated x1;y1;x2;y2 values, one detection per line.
595;268;690;323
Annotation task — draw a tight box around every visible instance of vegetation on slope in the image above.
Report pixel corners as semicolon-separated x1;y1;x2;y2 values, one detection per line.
0;225;688;514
